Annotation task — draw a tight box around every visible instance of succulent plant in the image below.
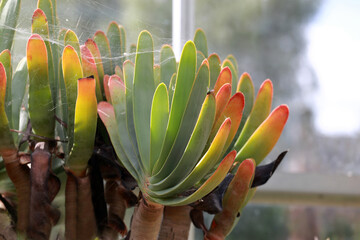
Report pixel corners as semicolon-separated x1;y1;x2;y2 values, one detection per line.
0;1;289;239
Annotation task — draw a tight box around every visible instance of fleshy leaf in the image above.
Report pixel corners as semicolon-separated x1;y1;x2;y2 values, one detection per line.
67;77;97;177
234;79;273;151
226;54;239;75
62;45;83;150
207;158;255;239
109;75;144;175
152;41;196;174
208;53;221;89
149;118;231;198
152;59;209;181
80;44;102;101
132;30;155;174
97;101;140;181
11;57;28;134
93;30;113;75
236;72;255;132
150;83;169;171
235;105;289;165
107;21;124;69
0;62;15;150
222;59;238;95
197;51;205;70
122;60;138;152
160;44;176;88
149;151;236;206
27;34;55;138
149;93;215;191
37;0;54;38
213;67;232;96
153;64;160;86
85;38;105;95
103;75;110;102
32;8;56;106
0;0;21;51
194;28;208;58
0;50;12;127
214;83;231;123
64;29;81;64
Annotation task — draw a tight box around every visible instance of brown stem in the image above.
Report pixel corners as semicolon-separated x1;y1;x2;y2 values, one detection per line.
27;148;60;239
158;205;192;240
77;175;97;240
65;171;77;240
130;198;164;240
2;149;30;234
104;180;127;239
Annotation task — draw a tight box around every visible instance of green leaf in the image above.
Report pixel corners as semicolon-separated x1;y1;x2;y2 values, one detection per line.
133;30;155;174
168;73;176;109
234;79;272;151
98;101;141;182
93;30;113;75
208;53;221;89
107;21;123;69
109;75;144;175
226;54;239;75
0;0;21;51
235;105;289;165
194;28;208;58
11;57;27;134
196;51;205;71
80;44;102;101
160;45;176;88
0;62;15;151
150;117;231;198
27;34;55;138
222;59;238;95
119;25;126;61
150;83;169;171
62;45;83;150
151;59;209;181
128;43;136;63
149;92;215;191
149;151;236;206
32;8;57;106
37;0;54;38
123;60;138;153
64;30;81;64
152;41;196;174
0;50;12;127
67;77;97;177
236;72;254;133
85;39;105;96
153;64;160;86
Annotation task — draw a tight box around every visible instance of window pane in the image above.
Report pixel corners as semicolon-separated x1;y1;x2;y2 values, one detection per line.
194;0;360;176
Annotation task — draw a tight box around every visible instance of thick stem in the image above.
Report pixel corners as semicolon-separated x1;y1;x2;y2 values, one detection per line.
2;149;30;234
130;198;164;240
77;175;97;240
65;172;77;240
104;179;127;239
158;206;192;240
27;148;60;240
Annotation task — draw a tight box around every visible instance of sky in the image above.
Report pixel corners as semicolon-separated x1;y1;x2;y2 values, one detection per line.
307;0;360;136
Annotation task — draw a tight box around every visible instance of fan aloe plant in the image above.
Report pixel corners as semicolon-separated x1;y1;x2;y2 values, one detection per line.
0;1;289;239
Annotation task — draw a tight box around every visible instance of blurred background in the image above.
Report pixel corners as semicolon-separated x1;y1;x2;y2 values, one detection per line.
12;0;360;239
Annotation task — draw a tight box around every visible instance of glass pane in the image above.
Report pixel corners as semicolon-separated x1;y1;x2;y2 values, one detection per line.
193;204;360;239
194;0;360;176
13;0;172;62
